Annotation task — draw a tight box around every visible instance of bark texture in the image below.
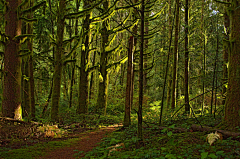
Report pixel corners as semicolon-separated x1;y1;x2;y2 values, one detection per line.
124;36;134;127
223;0;240;129
77;0;91;114
97;0;110;115
2;0;22;119
170;0;180;110
51;0;65;121
184;0;190;112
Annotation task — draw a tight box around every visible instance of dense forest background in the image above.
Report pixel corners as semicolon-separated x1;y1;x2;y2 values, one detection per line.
1;0;240;158
0;0;240;139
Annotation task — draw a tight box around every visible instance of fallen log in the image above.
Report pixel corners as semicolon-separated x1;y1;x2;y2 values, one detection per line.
191;124;240;141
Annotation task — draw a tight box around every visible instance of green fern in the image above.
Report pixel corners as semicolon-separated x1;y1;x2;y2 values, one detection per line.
207;131;220;145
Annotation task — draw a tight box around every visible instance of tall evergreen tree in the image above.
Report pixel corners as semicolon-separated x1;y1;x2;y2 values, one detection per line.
223;0;240;129
2;0;22;119
51;0;66;121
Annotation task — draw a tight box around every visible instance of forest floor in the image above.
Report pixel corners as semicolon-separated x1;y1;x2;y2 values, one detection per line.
1;112;240;158
0;117;122;159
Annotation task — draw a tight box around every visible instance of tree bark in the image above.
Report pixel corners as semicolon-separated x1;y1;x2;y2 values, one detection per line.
28;0;35;118
77;0;91;114
184;0;190;112
2;0;22;119
138;0;144;141
223;0;240;129
170;0;179;110
222;0;230;105
69;0;79;108
97;0;110;115
124;36;134;127
51;0;65;122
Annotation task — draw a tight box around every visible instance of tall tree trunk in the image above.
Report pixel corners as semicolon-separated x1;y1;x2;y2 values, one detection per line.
124;36;134;127
138;0;144;141
28;0;35;118
170;0;179;110
51;0;65;122
69;0;79;108
223;0;240;129
143;2;149;94
21;57;30;118
2;0;22;119
21;18;30;118
77;0;91;114
201;0;206;115
184;0;190;112
211;16;219;115
159;0;174;124
222;0;230;105
97;0;110;115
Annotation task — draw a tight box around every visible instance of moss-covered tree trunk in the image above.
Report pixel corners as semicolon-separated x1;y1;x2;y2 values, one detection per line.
223;0;240;129
89;51;96;100
21;57;30;118
170;0;180;110
21;17;30;118
97;0;109;115
222;0;230;105
51;0;65;122
138;0;145;142
28;0;35;118
69;1;79;108
77;0;91;114
2;0;22;119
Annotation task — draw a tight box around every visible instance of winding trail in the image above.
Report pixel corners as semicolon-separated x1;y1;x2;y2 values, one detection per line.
39;125;120;159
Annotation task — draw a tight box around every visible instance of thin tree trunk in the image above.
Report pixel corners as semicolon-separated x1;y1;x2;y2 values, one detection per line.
184;0;190;112
170;0;179;110
201;0;206;115
159;0;175;125
143;2;149;94
138;0;144;142
69;0;79;108
211;16;219;115
28;0;35;118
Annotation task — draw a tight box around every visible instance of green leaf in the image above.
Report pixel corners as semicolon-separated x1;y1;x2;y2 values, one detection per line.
167;131;173;137
201;152;208;159
169;124;175;129
208;153;217;158
216;151;224;155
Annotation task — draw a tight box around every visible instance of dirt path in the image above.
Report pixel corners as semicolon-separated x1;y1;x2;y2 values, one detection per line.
39;125;120;159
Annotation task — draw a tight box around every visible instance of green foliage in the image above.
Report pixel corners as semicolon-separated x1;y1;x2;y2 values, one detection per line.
75;108;240;159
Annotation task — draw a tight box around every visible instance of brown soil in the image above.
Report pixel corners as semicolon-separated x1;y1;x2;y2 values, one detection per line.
39;126;118;159
0;118;121;159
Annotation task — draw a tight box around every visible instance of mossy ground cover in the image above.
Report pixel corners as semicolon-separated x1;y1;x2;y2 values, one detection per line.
1;105;240;159
78;108;240;159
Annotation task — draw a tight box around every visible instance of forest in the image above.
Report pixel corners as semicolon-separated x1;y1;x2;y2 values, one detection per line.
0;0;240;158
